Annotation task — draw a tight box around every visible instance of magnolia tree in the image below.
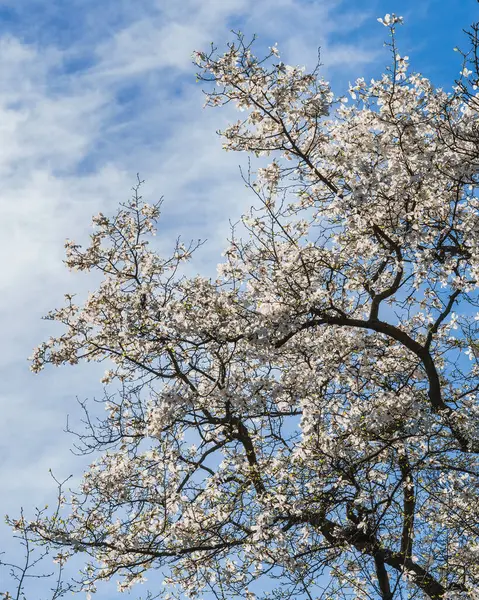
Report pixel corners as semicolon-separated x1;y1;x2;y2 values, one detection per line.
6;14;479;600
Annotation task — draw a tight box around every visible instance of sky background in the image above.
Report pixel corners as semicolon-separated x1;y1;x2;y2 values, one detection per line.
0;0;477;597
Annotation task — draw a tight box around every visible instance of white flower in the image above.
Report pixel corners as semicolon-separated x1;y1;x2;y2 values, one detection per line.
270;44;280;57
377;13;404;27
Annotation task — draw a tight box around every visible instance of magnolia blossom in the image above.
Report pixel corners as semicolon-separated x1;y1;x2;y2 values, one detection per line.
377;13;404;27
6;15;479;600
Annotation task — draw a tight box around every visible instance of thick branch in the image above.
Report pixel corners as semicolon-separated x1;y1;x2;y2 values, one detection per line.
374;554;393;600
398;452;415;559
276;312;477;452
291;513;449;600
369;224;404;321
229;416;266;496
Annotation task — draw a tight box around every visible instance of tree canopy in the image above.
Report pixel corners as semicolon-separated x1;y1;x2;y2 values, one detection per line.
6;14;479;600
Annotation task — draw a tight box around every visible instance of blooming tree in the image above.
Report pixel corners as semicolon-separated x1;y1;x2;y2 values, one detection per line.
9;14;479;600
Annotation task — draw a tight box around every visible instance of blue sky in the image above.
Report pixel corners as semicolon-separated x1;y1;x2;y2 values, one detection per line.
0;0;477;597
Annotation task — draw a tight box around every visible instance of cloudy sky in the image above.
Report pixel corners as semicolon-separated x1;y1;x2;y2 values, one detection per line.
0;0;477;597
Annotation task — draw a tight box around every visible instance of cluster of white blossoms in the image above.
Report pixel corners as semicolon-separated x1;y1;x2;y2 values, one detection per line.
377;13;404;27
11;15;479;600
